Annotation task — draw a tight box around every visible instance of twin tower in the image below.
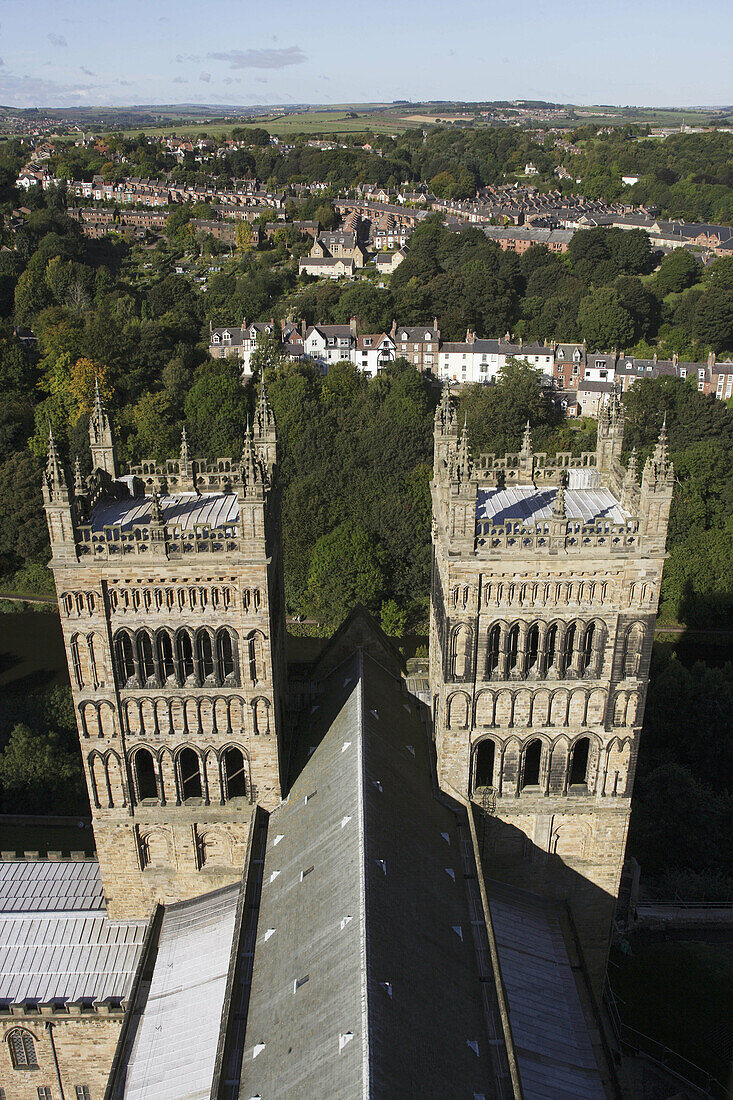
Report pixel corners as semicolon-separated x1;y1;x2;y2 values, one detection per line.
44;382;672;987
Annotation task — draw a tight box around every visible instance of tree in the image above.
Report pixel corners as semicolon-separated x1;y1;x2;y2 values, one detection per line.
249;332;289;376
304;520;387;627
183;359;247;457
693;288;733;353
577;286;635;349
380;598;408;637
654;248;701;295
235;220;254;253
0;724;85;815
0;451;50;574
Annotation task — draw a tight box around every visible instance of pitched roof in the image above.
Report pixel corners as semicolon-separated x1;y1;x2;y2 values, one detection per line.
238;650;500;1098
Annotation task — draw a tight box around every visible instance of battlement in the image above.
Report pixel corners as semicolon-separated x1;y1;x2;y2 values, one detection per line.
474;516;641;554
473;450;598;485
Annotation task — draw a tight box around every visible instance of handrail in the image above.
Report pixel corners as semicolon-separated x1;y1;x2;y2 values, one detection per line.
604;983;726;1099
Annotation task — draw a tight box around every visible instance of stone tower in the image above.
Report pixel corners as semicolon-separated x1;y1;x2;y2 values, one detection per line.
429;387;673;991
43;383;287;919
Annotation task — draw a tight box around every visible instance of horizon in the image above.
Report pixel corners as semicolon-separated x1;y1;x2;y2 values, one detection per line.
1;0;732;110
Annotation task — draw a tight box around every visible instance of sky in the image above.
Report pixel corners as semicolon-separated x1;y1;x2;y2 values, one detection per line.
0;0;731;110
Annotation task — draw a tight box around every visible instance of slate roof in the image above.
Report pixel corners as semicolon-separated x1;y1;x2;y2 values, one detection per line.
477;486;627;525
238;650;500;1099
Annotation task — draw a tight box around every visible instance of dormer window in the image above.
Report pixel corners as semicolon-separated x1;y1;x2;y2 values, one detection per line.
401;332;408;340
557;349;565;360
212;334;220;343
573;349;581;361
424;332;431;340
222;330;231;342
250;328;257;338
364;337;372;346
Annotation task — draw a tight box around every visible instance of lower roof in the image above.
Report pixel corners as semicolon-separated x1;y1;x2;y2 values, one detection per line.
112;884;240;1100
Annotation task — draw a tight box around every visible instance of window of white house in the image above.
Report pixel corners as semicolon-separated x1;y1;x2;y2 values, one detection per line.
680;368;687;378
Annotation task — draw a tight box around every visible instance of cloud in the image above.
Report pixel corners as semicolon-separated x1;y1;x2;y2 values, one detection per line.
47;33;68;47
173;76;187;84
254;76;268;84
206;46;306;69
199;71;211;83
80;66;95;76
223;77;242;85
176;53;200;63
0;70;102;107
0;57;3;67
118;79;133;86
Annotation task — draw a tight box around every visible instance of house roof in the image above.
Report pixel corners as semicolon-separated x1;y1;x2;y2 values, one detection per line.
485;881;607;1099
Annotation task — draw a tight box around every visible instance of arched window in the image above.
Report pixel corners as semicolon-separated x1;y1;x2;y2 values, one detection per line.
223;747;248;799
569;737;590;788
623;623;644;677
7;1027;38;1067
581;622;595;672
217;630;236;683
115;632;136;686
246;632;263;683
507;624;520;673
561;623;576;676
138;632;155;684
158;632;175;683
545;623;558;671
474;740;495;790
134;749;157;802
451;625;472;680
176;631;195;683
486;624;501;676
521;739;542;789
179;748;202;801
198;631;215;683
70;634;84;689
525;624;540;675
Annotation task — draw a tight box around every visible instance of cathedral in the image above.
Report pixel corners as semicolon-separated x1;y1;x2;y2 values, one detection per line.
0;383;672;1100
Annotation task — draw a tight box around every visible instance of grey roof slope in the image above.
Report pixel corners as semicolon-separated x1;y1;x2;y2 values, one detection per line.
0;860;146;1006
91;491;238;533
112;884;240;1100
0;859;104;914
239;650;499;1099
485;883;607;1099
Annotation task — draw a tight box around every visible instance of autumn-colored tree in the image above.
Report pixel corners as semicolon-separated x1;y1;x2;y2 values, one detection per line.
235;220;254;252
68;357;111;419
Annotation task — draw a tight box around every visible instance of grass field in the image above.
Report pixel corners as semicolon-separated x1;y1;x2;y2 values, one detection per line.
22;101;728;143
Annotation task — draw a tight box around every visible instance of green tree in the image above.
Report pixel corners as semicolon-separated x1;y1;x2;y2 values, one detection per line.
304;520;387;627
184;359;247;457
654;248;701;295
693;288;733;352
577;286;635;349
0;724;86;814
